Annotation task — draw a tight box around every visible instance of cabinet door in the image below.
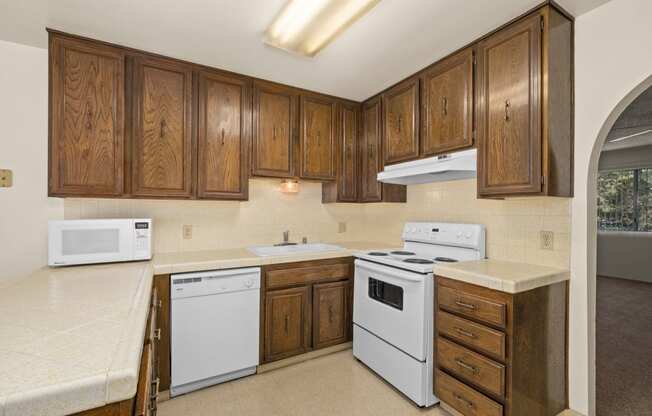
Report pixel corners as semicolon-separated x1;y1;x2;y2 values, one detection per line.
49;35;125;196
132;56;194;198
264;286;311;362
477;14;542;196
197;70;251;200
252;81;297;178
300;95;337;180
421;49;474;157
313;281;349;349
338;103;359;201
360;97;382;202
382;78;419;164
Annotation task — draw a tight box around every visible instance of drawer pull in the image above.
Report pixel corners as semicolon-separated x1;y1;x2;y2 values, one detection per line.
453;392;475;408
157;299;162;308
154;328;161;341
455;359;478;374
454;327;476;339
455;300;477;310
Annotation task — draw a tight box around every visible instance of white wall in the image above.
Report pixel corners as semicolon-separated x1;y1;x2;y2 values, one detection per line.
597;231;652;282
572;0;652;413
0;40;63;282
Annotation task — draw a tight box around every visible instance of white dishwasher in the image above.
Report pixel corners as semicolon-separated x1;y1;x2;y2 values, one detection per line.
170;267;260;397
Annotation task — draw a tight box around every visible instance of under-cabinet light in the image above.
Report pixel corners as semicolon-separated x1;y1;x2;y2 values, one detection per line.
264;0;380;57
280;179;300;193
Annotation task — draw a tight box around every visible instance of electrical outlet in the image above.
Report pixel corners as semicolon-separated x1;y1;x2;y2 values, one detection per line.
0;169;13;188
182;225;193;240
540;231;554;250
338;222;347;234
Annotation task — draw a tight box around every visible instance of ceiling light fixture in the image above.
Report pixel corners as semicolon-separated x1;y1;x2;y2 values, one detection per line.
264;0;380;57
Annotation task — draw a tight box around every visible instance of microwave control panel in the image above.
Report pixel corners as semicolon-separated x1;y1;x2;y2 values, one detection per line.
133;220;152;259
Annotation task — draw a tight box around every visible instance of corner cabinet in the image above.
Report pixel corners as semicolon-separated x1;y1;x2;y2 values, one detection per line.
476;7;572;197
49;36;126;197
322;101;360;203
251;81;298;178
421;48;474;157
197;70;251;200
261;258;353;364
131;56;194;198
382;77;420;164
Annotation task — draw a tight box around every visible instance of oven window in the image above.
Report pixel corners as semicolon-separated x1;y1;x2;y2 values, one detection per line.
62;229;120;255
368;278;403;310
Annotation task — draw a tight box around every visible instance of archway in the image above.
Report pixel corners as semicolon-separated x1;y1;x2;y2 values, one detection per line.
584;74;652;415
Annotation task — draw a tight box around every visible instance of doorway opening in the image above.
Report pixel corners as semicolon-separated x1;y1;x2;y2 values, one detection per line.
594;85;652;416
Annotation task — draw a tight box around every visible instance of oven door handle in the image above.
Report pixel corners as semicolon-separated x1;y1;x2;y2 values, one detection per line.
356;260;425;282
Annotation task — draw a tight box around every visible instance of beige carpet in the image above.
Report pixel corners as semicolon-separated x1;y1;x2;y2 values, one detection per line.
597;276;652;416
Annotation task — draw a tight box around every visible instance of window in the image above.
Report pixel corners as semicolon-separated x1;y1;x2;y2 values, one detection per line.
598;168;652;231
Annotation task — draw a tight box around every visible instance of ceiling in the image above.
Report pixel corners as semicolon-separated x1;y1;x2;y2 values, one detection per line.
0;0;611;101
604;86;652;151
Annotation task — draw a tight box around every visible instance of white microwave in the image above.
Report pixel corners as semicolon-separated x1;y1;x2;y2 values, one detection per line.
48;219;152;266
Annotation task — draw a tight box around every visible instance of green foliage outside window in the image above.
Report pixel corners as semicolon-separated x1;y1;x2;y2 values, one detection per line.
598;168;652;231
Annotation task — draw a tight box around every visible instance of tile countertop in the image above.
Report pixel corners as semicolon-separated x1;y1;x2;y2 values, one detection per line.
152;241;400;275
0;261;153;416
0;241;396;416
433;259;570;294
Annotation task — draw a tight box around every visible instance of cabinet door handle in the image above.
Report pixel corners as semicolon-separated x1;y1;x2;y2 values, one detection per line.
328;305;334;323
160;119;167;139
273;126;277;140
455;300;477;310
284;315;289;334
86;109;93;131
442;96;448;116
453;327;476;339
221;128;225;145
157;299;162;309
455;359;478;374
397;115;402;133
504;100;511;122
368;144;374;159
453;393;475;408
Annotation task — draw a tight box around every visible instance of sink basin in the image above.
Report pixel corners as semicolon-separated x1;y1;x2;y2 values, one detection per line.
248;243;345;257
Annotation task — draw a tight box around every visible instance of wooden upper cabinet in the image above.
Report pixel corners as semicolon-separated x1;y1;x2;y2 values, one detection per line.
313;281;349;349
382;78;419;164
264;286;311;362
360;97;383;202
131;56;194;198
299;94;337;180
252;81;298;178
338;103;359;201
197;70;251;200
421;48;474;157
49;34;125;196
477;7;572;198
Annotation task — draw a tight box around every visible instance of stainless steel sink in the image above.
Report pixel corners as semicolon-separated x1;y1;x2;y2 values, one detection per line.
248;243;344;257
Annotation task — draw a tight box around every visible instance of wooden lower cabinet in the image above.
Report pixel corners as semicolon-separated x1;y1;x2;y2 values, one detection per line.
264;286;312;362
313;281;349;349
435;276;567;416
261;258;353;363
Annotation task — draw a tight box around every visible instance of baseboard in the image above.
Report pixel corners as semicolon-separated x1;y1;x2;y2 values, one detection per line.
257;342;352;374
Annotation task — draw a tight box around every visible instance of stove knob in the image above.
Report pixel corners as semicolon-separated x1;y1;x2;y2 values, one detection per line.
457;232;463;239
465;232;473;239
245;279;253;288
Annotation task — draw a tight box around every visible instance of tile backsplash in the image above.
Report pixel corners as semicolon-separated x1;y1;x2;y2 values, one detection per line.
64;178;571;268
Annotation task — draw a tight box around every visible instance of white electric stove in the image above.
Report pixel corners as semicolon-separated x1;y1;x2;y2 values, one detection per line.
352;222;485;407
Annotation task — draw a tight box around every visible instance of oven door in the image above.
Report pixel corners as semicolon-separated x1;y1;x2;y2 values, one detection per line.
353;259;428;361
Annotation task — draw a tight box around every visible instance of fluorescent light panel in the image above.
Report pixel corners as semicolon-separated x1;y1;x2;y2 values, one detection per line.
265;0;380;57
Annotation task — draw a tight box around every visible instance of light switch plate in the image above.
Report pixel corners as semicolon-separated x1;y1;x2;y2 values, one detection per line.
338;222;347;233
0;169;12;187
182;225;193;240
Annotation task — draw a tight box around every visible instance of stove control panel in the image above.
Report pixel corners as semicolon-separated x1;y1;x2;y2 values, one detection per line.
402;222;485;249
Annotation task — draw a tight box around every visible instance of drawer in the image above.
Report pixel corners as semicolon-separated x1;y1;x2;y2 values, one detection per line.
146;288;159;346
438;286;507;328
438;310;506;361
266;263;350;289
436;369;503;416
437;337;505;398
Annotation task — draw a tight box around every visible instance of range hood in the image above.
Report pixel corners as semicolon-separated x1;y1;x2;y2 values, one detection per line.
377;148;477;185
